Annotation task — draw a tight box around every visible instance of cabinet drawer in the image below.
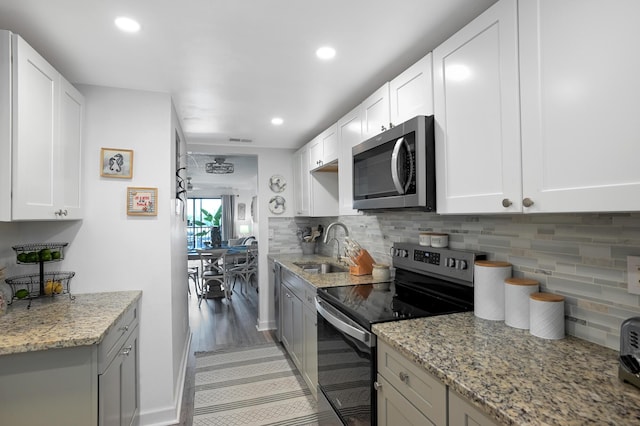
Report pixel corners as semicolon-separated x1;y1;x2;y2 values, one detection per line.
377;340;446;426
98;300;139;373
281;268;306;300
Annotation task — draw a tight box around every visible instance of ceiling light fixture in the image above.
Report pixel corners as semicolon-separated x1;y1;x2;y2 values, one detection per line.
205;157;234;174
316;46;336;60
271;117;284;125
115;16;141;33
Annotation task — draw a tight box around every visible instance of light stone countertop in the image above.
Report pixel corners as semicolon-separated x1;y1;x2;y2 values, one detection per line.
269;253;389;288
0;291;142;356
373;312;640;425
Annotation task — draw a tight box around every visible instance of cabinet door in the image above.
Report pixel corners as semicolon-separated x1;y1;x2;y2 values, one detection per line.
433;0;521;214
308;136;323;170
376;375;437;426
291;293;303;369
519;0;640;213
12;35;60;220
449;390;498;426
337;105;363;215
302;305;317;399
321;124;338;165
281;284;295;355
0;30;11;221
58;77;84;219
99;328;139;426
361;83;390;140
390;53;434;125
293;146;310;216
120;329;139;426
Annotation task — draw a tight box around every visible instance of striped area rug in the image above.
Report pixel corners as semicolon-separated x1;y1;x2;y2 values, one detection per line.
193;343;320;426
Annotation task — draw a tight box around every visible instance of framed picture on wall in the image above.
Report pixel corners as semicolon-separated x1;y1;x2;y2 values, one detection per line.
238;203;246;220
101;148;134;178
127;187;158;216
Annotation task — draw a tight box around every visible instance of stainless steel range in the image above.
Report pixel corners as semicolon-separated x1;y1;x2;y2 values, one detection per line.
315;243;486;426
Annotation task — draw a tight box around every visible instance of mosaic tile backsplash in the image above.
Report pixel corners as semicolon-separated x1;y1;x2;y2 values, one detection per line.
269;211;640;350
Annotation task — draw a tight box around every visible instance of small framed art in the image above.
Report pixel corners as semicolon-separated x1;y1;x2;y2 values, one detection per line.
101;148;134;178
127;187;158;216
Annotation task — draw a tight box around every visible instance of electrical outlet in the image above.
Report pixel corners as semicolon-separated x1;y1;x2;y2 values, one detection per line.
627;256;640;295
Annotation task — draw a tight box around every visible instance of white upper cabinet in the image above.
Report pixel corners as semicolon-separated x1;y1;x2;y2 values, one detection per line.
1;32;84;221
293;145;310;216
308;123;338;171
434;0;521;214
361;83;391;140
518;0;640;213
389;53;434;125
337;105;363;216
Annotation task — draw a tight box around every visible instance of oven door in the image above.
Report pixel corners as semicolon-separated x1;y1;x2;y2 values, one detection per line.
315;297;376;426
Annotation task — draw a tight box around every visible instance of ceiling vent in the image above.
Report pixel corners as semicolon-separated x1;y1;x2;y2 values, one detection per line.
205;157;234;174
229;137;253;143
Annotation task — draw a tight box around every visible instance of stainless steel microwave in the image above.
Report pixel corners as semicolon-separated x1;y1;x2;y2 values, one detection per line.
352;115;435;210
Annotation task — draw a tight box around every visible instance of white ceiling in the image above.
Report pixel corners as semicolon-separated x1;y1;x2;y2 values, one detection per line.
0;0;497;151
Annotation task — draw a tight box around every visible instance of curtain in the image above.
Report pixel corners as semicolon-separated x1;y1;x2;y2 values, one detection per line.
221;194;235;241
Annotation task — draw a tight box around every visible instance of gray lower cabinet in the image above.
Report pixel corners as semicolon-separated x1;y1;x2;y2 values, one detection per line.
376;339;499;426
376;340;446;426
0;300;139;426
279;267;317;399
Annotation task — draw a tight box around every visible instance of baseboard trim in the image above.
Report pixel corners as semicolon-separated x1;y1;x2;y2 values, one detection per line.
138;330;192;425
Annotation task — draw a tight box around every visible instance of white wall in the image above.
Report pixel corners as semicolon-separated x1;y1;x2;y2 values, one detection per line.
188;143;295;330
40;85;187;425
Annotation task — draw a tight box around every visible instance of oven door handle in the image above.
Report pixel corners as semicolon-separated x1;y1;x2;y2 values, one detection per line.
315;298;375;347
391;136;413;195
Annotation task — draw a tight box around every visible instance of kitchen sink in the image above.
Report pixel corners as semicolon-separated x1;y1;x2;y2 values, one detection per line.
293;262;348;274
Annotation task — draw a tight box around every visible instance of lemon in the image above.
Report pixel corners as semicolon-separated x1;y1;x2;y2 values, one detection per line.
44;281;54;295
53;282;63;294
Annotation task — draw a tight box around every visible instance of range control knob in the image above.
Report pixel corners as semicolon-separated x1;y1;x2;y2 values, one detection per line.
446;258;455;267
455;259;468;270
398;249;408;258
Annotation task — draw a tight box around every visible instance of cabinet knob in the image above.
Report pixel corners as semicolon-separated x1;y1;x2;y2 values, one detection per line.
121;345;132;356
373;381;383;391
502;198;512;208
381;125;387;132
389;122;394;128
119;325;129;333
523;198;534;208
399;371;409;383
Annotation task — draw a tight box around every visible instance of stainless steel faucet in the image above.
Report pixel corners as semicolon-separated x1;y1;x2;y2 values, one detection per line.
323;222;349;244
323;222;349;262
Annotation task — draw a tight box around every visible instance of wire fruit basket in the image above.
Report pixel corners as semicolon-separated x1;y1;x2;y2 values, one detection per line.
13;243;67;264
5;271;75;307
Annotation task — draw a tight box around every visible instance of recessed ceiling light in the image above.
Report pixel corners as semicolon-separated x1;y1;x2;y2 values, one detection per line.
115;16;141;33
316;46;336;60
271;117;284;126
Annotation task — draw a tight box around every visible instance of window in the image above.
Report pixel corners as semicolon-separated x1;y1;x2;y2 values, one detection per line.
186;198;222;250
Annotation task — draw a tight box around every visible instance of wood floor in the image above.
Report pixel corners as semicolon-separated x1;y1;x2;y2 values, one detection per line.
175;277;276;425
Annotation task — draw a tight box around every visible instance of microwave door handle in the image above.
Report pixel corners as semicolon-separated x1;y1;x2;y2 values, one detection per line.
391;137;414;195
315;298;373;346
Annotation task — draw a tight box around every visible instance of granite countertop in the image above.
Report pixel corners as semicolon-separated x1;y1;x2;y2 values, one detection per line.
0;291;142;356
269;253;389;288
373;312;640;425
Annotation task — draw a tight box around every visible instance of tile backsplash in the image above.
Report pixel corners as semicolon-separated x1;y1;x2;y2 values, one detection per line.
269;211;640;350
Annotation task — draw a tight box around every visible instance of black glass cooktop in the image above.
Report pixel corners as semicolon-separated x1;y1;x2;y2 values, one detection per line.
316;268;474;329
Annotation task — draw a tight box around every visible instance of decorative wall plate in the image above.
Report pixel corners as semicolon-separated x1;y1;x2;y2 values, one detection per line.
269;175;287;193
268;195;286;214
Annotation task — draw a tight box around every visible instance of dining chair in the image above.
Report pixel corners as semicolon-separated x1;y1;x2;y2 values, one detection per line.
197;248;229;306
226;247;258;295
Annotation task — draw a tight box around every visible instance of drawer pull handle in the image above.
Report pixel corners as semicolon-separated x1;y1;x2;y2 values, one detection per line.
373;381;382;391
119;325;129;332
399;371;409;383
